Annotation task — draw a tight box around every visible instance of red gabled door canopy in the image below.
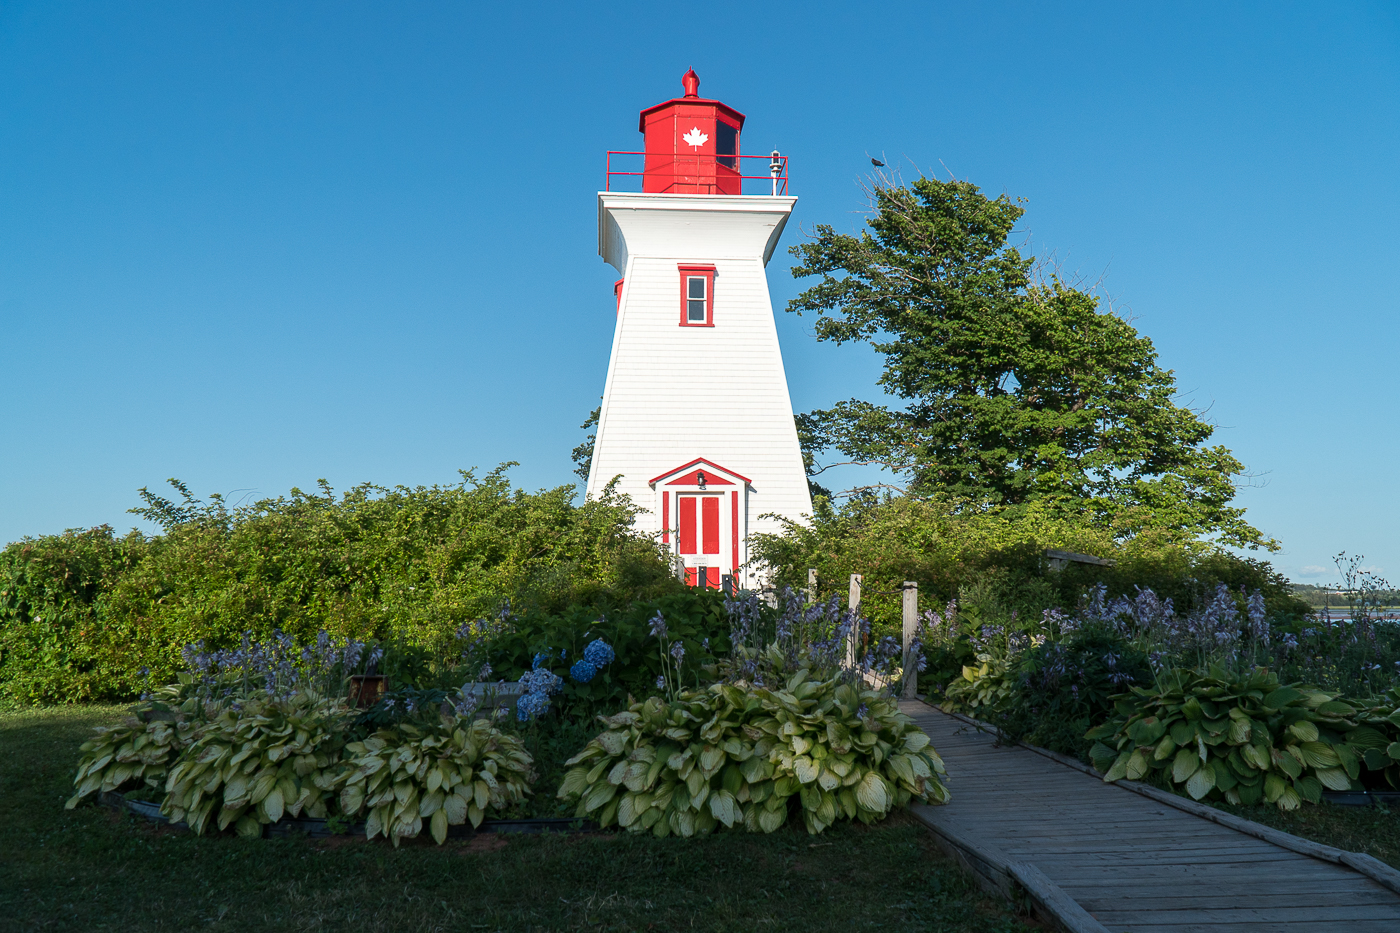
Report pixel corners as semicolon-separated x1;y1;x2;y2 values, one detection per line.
648;457;751;488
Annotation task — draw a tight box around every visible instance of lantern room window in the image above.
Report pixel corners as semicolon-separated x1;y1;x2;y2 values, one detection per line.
716;120;738;170
678;264;716;327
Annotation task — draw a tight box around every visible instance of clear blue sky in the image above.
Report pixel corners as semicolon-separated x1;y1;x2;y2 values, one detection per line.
2;2;1396;584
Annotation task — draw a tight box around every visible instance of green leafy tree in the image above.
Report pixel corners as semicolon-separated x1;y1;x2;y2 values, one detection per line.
788;176;1272;550
571;405;600;482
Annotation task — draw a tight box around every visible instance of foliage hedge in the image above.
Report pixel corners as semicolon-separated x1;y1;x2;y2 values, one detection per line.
0;469;679;705
752;494;1308;633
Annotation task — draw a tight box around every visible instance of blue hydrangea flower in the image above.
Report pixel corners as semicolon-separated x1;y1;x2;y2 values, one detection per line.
570;659;598;683
582;638;615;668
519;667;563;696
517;691;551;721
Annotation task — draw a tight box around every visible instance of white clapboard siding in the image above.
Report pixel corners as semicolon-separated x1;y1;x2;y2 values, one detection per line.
587;192;812;587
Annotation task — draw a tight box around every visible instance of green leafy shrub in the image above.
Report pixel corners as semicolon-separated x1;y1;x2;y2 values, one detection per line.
557;667;948;837
1087;667;1360;810
339;715;533;846
1;469;677;704
997;627;1152;758
0;526;148;704
161;691;350;836
749;494;1306;635
463;590;733;717
65;714;193;808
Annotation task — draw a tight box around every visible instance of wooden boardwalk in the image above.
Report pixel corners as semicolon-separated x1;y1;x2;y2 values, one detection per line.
901;700;1400;932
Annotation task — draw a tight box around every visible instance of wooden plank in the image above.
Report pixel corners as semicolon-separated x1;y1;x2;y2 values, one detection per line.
1051;867;1369;886
965;823;1245;841
1103;918;1400;924
1092;904;1400;923
1070;881;1391;900
1001;841;1295;855
1074;889;1400;910
1006;848;1303;864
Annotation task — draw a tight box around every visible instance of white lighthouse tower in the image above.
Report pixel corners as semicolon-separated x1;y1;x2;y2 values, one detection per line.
586;71;812;590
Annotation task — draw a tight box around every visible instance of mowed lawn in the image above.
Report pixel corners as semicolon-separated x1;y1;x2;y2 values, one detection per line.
1;706;1034;933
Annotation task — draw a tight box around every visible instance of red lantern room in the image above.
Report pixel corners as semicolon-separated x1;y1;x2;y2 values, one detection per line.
639;69;745;195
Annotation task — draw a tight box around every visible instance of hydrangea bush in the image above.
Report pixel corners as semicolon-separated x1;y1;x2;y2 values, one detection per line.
453;590;733;715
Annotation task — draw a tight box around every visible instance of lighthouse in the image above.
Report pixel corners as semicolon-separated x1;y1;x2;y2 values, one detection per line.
585;71;813;590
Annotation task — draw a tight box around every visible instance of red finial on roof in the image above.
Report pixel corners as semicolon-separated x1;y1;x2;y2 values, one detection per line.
681;69;700;98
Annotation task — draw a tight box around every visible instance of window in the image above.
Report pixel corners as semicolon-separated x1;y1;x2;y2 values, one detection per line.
678;264;716;327
716;121;738;170
686;276;706;322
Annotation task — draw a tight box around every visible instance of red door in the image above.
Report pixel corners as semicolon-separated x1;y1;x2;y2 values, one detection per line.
678;495;721;589
686;567;720;588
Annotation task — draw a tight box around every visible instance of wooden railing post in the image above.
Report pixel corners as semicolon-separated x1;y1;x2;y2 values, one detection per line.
902;581;918;699
846;573;862;668
806;568;817;604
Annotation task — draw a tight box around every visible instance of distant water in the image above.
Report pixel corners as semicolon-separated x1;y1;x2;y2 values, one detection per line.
1315;607;1400;624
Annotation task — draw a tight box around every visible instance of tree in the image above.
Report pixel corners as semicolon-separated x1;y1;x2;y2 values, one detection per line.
788;175;1273;550
571;405;600;482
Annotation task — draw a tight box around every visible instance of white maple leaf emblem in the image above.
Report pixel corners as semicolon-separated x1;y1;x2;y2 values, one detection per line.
682;126;709;149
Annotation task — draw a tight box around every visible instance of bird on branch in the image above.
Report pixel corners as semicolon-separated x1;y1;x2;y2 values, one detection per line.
871;157;886;167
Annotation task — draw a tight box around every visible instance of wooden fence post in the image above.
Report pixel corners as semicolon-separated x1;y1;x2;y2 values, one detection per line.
902;581;918;699
846;573;862;668
806;568;818;604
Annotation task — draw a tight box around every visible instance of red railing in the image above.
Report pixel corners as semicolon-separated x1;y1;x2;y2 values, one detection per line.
605;151;789;196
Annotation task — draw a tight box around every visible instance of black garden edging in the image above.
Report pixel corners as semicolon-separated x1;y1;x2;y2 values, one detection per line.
99;791;597;839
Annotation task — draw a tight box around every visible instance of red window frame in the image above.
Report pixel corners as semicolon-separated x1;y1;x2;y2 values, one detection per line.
678;264;716;327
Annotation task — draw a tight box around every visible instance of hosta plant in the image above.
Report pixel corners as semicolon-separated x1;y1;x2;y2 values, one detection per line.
161;690;350;836
558;666;948;837
338;715;533;846
1087;666;1359;810
65;714;194;808
940;653;1017;716
1342;687;1400;789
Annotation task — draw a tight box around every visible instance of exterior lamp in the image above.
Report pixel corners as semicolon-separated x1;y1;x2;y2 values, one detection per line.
696;471;708;489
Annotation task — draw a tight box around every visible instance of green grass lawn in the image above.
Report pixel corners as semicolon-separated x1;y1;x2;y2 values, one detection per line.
1210;796;1400;869
1;706;1033;933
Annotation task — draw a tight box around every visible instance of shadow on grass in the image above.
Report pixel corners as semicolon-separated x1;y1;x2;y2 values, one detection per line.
1;706;1034;933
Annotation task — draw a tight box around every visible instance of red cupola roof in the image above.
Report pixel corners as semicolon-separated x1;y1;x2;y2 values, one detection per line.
637;70;746;195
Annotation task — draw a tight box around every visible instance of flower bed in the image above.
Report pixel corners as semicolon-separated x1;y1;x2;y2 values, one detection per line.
67;598;955;843
559;664;948;837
